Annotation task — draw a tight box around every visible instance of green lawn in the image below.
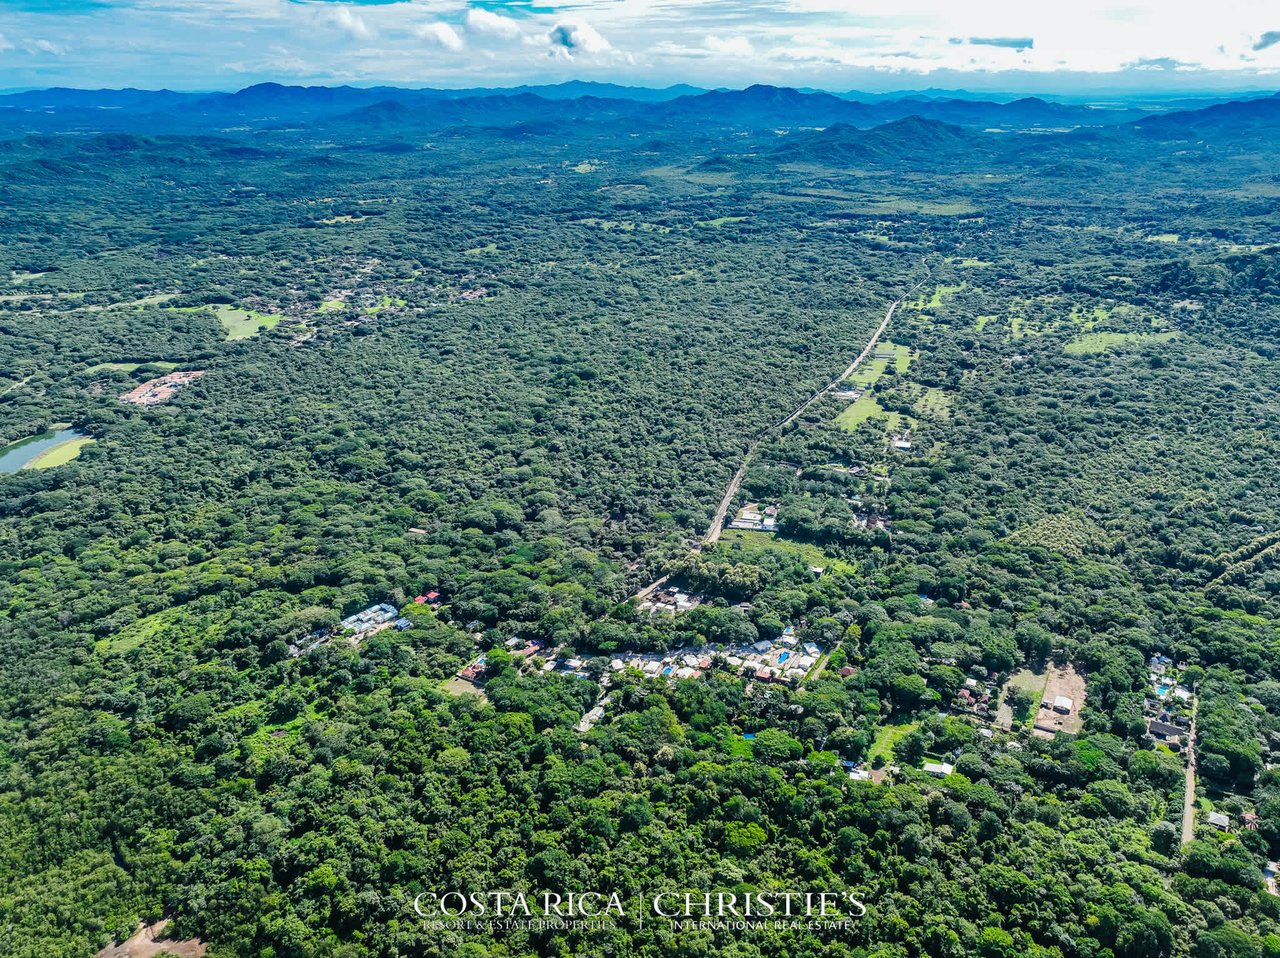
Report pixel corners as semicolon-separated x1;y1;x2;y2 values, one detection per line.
1064;331;1177;356
25;437;95;469
214;304;282;340
716;529;856;575
696;216;747;227
169;304;281;339
835;393;900;431
869;723;918;764
84;360;179;374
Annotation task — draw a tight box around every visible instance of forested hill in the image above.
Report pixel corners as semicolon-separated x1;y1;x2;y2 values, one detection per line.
2;84;1280;958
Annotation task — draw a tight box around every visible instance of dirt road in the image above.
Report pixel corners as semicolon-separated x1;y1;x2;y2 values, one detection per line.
1181;693;1200;846
702;268;930;546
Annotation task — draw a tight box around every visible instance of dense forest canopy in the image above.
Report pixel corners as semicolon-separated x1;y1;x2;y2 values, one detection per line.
2;83;1280;958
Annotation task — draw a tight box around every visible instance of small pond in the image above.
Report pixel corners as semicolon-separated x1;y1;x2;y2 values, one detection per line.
0;428;87;473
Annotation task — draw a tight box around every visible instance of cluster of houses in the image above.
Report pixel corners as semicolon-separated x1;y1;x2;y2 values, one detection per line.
728;502;779;533
1143;654;1194;748
456;636;546;683
289;600;413;657
118;370;205;406
547;627;827;690
638;587;706;616
953;675;996;715
341;602;402;636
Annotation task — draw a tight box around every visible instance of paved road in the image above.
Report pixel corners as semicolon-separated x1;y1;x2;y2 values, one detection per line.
1181;693;1200;846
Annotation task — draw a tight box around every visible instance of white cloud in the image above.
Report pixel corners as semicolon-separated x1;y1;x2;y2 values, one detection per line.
416;21;463;51
323;6;372;41
466;8;522;40
2;0;1280;91
705;35;754;57
548;21;611;57
27;38;67;56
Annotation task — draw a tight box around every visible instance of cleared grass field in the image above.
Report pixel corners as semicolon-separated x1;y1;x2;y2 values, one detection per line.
716;529;856;574
914;386;953;419
836;393;901;431
214;305;281;339
834;342;912;432
25;436;94;468
84;360;179;374
170;304;281;339
869;723;918;764
1064;331;1177;355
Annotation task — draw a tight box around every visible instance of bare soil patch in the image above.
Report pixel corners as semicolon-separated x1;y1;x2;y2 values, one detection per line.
97;920;206;958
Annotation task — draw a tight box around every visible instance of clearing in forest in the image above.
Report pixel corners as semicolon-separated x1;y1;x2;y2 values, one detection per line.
213;305;282;340
869;723;917;764
96;920;205;958
996;668;1049;730
1063;331;1177;356
85;361;179;374
442;676;489;701
1034;664;1087;737
834;342;912;432
169;304;280;340
715;529;856;575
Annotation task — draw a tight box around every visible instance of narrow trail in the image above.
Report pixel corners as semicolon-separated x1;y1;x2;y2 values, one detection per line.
1181;693;1200;846
630;265;931;601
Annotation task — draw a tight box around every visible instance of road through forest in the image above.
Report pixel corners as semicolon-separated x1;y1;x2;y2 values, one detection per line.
630;267;930;601
702;267;932;545
1181;693;1200;846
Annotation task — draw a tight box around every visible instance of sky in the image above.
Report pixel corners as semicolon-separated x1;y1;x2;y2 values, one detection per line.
0;0;1278;95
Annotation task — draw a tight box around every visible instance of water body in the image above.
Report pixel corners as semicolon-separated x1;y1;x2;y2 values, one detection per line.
0;428;85;473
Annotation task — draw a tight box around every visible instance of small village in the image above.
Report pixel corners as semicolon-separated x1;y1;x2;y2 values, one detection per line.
117;369;205;406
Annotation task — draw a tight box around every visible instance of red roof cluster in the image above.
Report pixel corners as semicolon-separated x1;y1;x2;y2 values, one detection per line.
118;370;205;406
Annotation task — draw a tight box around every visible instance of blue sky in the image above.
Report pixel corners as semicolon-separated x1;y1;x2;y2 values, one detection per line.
0;0;1278;93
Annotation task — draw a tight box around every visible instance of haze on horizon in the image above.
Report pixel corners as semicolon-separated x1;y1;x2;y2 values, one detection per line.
0;0;1278;97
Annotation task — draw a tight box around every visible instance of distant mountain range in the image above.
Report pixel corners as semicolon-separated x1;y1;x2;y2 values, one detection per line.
0;82;1276;155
